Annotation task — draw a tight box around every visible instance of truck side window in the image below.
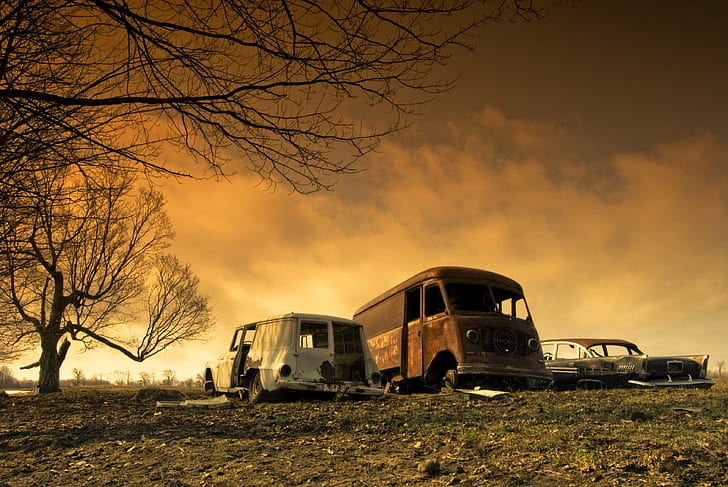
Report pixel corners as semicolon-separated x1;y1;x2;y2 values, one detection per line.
405;287;420;322
424;284;445;317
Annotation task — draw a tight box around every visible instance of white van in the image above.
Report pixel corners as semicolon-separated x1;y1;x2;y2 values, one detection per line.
203;313;384;402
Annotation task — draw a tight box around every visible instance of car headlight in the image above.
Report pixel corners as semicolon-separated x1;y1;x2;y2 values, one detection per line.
528;338;540;352
465;329;479;343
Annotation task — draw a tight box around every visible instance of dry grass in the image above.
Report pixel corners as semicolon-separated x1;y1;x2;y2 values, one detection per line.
1;380;726;486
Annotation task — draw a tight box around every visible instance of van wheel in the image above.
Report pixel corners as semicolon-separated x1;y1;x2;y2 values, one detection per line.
443;369;458;393
204;379;217;395
248;371;266;404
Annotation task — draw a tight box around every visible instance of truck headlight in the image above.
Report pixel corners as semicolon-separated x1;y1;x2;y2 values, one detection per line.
466;329;479;343
370;372;381;385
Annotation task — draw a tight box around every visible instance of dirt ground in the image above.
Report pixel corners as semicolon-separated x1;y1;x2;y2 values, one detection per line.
1;383;727;487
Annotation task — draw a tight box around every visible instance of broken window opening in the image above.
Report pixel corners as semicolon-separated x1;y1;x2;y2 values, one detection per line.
333;322;366;381
405;287;421;322
424;284;446;317
299;321;328;349
492;287;530;320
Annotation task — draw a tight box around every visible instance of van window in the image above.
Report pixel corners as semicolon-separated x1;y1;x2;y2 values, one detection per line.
424;284;446;317
255;321;294;351
230;328;245;351
333;322;363;354
300;321;329;349
243;327;256;345
405;287;420;322
492;287;530;320
445;283;495;312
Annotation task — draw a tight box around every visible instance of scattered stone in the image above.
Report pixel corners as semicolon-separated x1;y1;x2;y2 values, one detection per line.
630;411;652;422
418;459;441;476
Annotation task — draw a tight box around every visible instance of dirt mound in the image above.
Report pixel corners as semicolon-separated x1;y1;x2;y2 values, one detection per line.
131;387;187;403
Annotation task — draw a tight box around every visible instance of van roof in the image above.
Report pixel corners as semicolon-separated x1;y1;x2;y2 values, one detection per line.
238;312;363;329
354;266;523;316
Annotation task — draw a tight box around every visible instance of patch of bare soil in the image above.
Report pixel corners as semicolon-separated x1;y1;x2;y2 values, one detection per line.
1;383;727;486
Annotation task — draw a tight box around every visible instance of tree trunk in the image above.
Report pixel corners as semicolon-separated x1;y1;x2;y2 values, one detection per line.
38;334;62;393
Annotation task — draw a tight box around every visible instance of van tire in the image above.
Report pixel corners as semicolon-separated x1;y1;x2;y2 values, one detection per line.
204;376;217;395
248;371;266;404
443;369;458;393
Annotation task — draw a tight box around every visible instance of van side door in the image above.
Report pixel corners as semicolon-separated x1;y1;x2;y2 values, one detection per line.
219;327;244;390
404;286;423;379
297;319;335;382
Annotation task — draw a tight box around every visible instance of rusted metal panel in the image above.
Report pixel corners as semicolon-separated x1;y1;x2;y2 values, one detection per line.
406;320;423;378
366;327;401;372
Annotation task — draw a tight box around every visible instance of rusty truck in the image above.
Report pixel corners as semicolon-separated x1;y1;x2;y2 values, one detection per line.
353;267;552;392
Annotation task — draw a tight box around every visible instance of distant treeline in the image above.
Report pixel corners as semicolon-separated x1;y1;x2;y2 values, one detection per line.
0;365;203;391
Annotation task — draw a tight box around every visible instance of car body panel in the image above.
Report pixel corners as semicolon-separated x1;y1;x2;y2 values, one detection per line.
541;338;714;390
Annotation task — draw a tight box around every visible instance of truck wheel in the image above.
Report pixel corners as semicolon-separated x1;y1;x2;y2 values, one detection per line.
443;369;458;393
248;371;267;404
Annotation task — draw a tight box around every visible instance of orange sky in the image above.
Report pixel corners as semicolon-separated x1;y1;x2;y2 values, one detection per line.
12;0;728;382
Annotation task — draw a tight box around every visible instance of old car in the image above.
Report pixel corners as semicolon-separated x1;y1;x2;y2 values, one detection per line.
541;338;715;390
204;313;384;402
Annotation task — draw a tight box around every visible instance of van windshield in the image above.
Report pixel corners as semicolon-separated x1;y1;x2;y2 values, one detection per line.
446;283;530;320
445;283;495;312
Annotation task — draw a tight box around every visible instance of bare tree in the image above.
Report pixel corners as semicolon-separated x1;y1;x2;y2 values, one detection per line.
138;370;153;387
71;367;85;386
110;370;132;386
718;360;725;378
0;341;25;362
0;0;542;193
162;369;177;386
0;164;213;393
0;364;13;388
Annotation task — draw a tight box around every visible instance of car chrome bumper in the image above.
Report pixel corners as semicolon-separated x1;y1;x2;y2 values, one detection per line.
628;377;715;389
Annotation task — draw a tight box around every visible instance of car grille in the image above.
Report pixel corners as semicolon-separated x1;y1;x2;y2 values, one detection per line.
667;361;684;374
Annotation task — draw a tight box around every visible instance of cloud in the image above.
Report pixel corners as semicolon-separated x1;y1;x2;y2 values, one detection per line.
16;108;724;382
163;110;727;361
